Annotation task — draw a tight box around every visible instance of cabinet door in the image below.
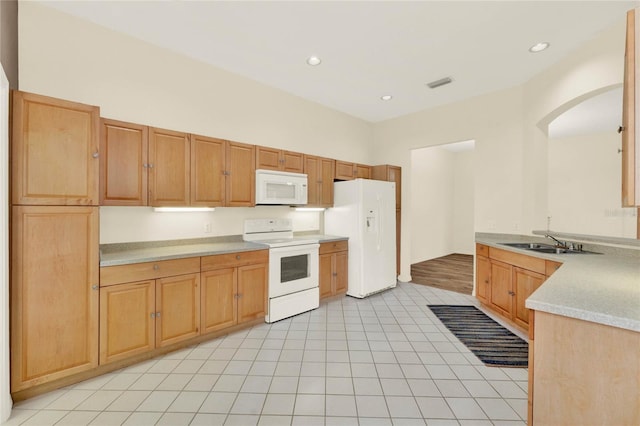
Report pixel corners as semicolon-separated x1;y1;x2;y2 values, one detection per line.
335;161;355;180
12;91;99;205
319;158;336;206
11;206;99;392
355;164;371;179
201;268;237;334
334;251;349;294
226;141;256;207
100;280;155;364
256;146;282;171
489;260;512;317
191;135;226;206
282;151;304;173
475;255;491;304
513;268;545;329
155;273;201;347
149;127;190;206
319;253;334;299
237;263;268;323
100;119;148;206
304;155;320;205
622;9;637;207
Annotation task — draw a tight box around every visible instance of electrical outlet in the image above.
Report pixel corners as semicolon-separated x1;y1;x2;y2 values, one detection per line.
204;222;211;233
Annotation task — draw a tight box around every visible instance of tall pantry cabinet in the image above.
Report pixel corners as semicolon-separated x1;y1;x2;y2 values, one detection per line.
10;91;100;392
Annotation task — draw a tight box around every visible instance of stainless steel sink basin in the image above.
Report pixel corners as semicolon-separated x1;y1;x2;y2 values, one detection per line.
499;242;600;255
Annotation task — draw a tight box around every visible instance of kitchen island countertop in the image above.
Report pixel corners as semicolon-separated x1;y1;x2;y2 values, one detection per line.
476;233;640;332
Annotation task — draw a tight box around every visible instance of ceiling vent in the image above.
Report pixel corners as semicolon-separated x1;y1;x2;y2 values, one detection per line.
426;77;453;89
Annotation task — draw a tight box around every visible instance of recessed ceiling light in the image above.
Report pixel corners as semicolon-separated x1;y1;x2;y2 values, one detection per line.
380;95;393;101
306;56;321;66
529;42;550;53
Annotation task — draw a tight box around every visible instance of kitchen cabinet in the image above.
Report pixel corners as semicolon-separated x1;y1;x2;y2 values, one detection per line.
319;240;348;300
100;119;149;206
256;146;304;173
474;244;558;331
190;134;226;206
12;90;100;206
304;155;335;207
148;127;191;206
11;206;99;392
622;8;639;208
201;250;268;333
372;164;402;274
335;161;371;180
226;141;256;207
99;258;201;364
530;311;640;425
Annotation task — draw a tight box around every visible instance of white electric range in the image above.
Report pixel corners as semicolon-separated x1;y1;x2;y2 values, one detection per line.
243;219;319;323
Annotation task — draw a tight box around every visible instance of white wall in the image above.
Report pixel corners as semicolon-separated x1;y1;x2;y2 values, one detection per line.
410;146;474;264
452;150;475;254
548;131;637;238
100;207;321;244
410;146;454;262
0;64;12;424
18;2;374;244
374;17;628;280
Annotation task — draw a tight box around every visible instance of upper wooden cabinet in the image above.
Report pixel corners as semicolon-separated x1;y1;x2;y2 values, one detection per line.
622;9;639;208
12;91;100;206
149;127;191;206
226;141;256;207
304;155;335;207
100;121;254;207
100;119;149;206
256;146;304;173
190;135;226;207
335;160;371;180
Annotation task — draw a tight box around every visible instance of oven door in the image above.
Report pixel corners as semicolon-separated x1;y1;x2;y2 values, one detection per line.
269;244;319;298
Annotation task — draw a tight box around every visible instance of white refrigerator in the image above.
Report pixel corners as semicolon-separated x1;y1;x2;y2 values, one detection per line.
324;179;397;298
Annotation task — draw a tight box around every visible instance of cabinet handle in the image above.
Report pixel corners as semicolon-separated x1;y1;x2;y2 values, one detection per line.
156;312;161;318
143;163;148;168
508;291;515;296
484;280;489;284
618;125;625;134
332;272;338;277
236;293;242;298
92;151;99;159
153;264;160;270
92;284;98;290
150;313;155;318
148;163;154;169
236;255;241;260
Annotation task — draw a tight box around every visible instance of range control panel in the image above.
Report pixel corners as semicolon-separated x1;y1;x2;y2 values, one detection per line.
243;218;293;234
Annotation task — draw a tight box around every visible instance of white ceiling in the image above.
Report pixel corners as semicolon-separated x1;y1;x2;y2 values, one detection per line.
39;0;638;123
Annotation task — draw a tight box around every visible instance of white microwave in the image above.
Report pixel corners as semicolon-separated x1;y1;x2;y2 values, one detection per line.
255;169;308;205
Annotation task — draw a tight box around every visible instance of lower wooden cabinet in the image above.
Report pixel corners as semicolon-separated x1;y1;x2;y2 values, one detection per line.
99;273;200;365
201;250;268;334
475;243;561;331
319;240;348;300
11;206;99;392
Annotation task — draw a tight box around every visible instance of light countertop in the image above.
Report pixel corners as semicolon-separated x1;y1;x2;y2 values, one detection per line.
476;233;640;332
100;234;349;267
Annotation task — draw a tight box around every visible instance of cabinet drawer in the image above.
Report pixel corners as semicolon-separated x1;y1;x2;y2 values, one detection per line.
201;249;268;271
319;240;348;254
100;257;201;286
476;243;489;257
489;247;546;275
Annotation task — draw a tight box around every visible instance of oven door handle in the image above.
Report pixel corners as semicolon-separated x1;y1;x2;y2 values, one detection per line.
268;244;320;254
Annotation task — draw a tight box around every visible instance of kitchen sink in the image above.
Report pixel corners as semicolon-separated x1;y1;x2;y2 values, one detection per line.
499;242;600;255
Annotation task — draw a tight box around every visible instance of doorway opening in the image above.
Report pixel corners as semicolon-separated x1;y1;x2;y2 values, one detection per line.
409;139;475;294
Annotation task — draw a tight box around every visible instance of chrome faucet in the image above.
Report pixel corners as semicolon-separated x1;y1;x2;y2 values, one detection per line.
545;234;567;248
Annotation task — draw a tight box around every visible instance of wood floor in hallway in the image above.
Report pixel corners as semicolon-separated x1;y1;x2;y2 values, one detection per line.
410;253;474;295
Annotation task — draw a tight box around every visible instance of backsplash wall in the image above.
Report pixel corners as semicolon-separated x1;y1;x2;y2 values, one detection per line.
100;206;321;244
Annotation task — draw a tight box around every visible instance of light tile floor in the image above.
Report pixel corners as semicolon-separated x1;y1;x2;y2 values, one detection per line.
6;282;529;426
